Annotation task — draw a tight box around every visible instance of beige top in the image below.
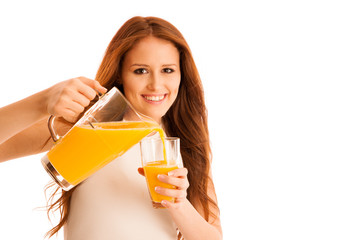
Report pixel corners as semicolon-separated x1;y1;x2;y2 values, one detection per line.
64;142;178;240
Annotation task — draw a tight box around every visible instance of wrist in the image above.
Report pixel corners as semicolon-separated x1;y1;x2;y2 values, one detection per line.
36;88;51;119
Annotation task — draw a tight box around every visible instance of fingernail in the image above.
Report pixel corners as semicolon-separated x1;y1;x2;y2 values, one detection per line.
155;187;160;192
161;200;167;207
168;172;174;176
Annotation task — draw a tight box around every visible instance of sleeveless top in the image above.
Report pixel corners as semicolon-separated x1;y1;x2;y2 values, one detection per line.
64;141;178;240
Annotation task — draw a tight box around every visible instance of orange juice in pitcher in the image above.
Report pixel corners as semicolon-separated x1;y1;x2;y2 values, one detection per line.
46;121;164;187
41;87;165;191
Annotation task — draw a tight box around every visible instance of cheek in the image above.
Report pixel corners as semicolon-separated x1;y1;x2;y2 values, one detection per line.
172;78;181;97
122;79;139;98
168;83;180;105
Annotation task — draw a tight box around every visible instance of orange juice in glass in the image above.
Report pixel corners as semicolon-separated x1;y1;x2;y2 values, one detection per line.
140;137;182;208
41;87;164;191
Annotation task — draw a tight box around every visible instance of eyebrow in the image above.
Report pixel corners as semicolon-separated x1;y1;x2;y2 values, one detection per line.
130;64;149;67
162;64;177;67
130;63;178;67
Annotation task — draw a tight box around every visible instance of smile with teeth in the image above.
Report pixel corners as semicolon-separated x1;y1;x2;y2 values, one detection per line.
143;94;166;102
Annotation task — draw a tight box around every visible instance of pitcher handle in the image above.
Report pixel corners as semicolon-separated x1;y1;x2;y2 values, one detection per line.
48;115;62;142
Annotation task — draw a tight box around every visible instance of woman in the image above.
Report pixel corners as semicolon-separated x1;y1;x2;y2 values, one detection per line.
0;16;222;239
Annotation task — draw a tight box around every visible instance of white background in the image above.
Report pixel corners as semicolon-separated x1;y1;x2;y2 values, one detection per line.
0;0;359;239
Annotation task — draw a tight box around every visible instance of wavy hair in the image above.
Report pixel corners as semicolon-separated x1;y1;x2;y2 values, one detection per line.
45;16;218;239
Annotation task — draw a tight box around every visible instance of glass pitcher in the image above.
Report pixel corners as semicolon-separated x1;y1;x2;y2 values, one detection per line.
41;87;163;191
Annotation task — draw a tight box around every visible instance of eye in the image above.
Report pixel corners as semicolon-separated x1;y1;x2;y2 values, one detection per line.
134;68;148;74
162;68;174;73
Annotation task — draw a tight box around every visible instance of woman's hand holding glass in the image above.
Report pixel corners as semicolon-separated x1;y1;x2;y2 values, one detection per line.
139;137;189;209
155;167;190;208
138;166;190;208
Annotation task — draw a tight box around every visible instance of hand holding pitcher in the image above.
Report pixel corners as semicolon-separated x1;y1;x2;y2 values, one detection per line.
45;77;107;123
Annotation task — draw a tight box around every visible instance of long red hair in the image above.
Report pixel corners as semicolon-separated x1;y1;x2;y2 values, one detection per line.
45;16;218;238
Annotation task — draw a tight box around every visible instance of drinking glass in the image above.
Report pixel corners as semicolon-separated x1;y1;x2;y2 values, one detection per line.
140;137;182;208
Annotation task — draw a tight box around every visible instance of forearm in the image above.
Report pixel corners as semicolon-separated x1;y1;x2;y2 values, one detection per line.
167;200;222;240
0;89;49;145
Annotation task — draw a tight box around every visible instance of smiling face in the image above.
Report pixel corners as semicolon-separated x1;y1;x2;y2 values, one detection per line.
121;36;181;123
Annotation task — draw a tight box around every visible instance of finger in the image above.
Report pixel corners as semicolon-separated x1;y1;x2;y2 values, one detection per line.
158;174;189;190
52;96;83;116
76;82;98;101
155;187;187;199
71;92;91;108
138;167;145;177
168;168;188;178
60;108;80;123
94;80;108;94
161;199;184;210
62;87;91;108
78;77;107;95
66;99;86;114
160;200;174;209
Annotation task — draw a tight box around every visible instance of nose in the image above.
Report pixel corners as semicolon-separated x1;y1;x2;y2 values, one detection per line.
147;72;162;91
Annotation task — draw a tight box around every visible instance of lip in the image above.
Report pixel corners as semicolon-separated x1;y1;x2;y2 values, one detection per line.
141;94;167;104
